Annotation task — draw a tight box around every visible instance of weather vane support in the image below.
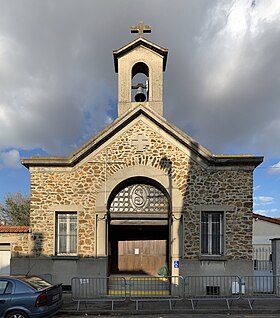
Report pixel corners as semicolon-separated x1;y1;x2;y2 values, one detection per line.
130;21;151;37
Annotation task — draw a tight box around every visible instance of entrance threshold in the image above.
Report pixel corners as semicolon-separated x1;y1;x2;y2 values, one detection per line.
108;275;170;296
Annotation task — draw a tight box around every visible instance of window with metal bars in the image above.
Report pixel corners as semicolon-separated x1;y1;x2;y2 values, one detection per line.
56;212;77;255
201;212;224;255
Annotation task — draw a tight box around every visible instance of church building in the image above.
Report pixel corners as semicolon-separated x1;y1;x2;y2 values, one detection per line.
14;22;263;284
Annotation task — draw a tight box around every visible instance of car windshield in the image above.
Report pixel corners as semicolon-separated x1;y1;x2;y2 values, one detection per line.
21;276;52;290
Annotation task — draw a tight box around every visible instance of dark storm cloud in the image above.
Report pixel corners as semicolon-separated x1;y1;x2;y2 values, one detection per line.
0;0;279;161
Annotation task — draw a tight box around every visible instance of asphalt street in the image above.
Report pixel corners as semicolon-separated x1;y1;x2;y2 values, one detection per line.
54;293;280;317
53;315;280;318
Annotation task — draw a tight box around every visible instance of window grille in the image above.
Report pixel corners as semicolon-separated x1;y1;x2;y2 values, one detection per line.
109;184;169;214
201;212;223;255
56;212;77;255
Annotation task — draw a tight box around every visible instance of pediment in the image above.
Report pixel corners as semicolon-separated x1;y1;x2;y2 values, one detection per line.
113;37;168;72
21;104;263;170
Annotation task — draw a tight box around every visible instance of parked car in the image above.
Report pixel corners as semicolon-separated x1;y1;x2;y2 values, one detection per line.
0;275;63;318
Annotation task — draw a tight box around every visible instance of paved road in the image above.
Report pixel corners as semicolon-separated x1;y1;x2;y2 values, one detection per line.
53;314;280;318
55;294;280;317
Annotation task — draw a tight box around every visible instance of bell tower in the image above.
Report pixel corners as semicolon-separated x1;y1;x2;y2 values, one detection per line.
113;22;168;117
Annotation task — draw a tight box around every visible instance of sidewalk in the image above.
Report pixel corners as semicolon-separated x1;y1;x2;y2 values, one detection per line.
59;292;280;316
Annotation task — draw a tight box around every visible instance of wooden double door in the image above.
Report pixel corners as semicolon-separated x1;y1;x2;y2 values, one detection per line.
109;224;169;276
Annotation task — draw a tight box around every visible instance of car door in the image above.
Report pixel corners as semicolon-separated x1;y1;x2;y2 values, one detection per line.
0;279;13;317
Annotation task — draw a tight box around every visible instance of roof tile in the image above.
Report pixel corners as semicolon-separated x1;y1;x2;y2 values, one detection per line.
0;226;30;233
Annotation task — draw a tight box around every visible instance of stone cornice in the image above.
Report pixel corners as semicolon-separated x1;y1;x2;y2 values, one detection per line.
21;104;263;169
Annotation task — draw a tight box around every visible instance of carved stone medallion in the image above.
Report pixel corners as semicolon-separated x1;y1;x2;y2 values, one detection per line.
130;184;148;209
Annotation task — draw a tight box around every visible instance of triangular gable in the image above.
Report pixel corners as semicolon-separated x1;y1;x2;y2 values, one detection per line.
113;37;168;72
21;104;263;169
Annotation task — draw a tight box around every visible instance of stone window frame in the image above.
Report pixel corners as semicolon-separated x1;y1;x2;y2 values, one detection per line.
51;205;81;257
195;205;233;261
55;212;77;256
201;211;224;256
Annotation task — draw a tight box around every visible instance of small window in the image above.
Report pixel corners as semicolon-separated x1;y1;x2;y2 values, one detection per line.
56;212;77;255
131;62;149;102
201;212;224;255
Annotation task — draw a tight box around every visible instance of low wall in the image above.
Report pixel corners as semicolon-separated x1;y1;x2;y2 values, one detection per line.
179;259;254;277
11;257;107;285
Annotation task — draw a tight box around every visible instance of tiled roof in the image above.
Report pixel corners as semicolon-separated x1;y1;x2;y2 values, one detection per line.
253;213;280;225
0;226;30;233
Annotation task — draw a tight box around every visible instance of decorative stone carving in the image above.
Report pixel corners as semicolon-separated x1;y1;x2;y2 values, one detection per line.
130;185;148;209
110;183;169;214
131;133;149;152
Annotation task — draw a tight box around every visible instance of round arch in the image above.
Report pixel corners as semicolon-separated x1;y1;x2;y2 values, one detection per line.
95;165;183;214
132;62;149;78
94;165;184;276
107;176;171;215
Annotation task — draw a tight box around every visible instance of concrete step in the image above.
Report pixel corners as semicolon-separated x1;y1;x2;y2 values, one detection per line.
108;276;170;295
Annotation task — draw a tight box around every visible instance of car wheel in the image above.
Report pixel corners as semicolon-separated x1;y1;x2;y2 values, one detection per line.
6;311;29;318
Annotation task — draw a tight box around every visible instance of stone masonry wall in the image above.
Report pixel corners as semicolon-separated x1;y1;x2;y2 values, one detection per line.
0;233;30;257
183;167;253;259
29;119;253;260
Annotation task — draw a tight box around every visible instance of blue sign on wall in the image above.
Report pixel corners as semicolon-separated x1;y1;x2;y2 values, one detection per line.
174;260;180;268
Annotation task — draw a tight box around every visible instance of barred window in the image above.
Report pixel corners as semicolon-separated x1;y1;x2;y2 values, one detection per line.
56;213;77;255
201;212;224;255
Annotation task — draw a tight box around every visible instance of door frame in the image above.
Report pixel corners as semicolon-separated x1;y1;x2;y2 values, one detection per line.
95;165;184;277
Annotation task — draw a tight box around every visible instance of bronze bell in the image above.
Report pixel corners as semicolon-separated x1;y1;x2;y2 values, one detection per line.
135;84;146;102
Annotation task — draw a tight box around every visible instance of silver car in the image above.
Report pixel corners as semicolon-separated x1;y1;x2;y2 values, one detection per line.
0;275;63;318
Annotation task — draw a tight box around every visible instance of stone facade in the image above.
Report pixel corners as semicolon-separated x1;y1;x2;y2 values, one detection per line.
27;117;254;262
114;39;167;116
16;29;263;282
0;227;30;257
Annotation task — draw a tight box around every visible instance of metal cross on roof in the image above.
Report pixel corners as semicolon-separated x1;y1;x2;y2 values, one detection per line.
130;21;151;37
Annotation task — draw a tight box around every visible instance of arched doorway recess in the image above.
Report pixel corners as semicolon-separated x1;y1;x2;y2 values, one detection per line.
108;177;170;275
95;165;184;277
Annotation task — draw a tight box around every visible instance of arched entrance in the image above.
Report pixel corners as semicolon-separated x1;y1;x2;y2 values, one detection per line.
107;177;170;275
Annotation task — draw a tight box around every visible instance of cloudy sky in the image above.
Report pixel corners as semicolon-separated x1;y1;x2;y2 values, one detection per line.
0;0;279;217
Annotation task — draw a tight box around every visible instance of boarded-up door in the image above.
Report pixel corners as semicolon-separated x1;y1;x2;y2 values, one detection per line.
118;240;166;275
0;244;11;274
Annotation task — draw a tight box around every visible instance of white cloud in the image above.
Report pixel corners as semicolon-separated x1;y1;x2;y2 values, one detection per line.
254;185;261;191
254;209;269;215
254;196;274;206
258;196;274;203
0;0;279;160
271;209;280;213
0;149;21;169
166;0;280;156
268;161;280;174
254;208;280;217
